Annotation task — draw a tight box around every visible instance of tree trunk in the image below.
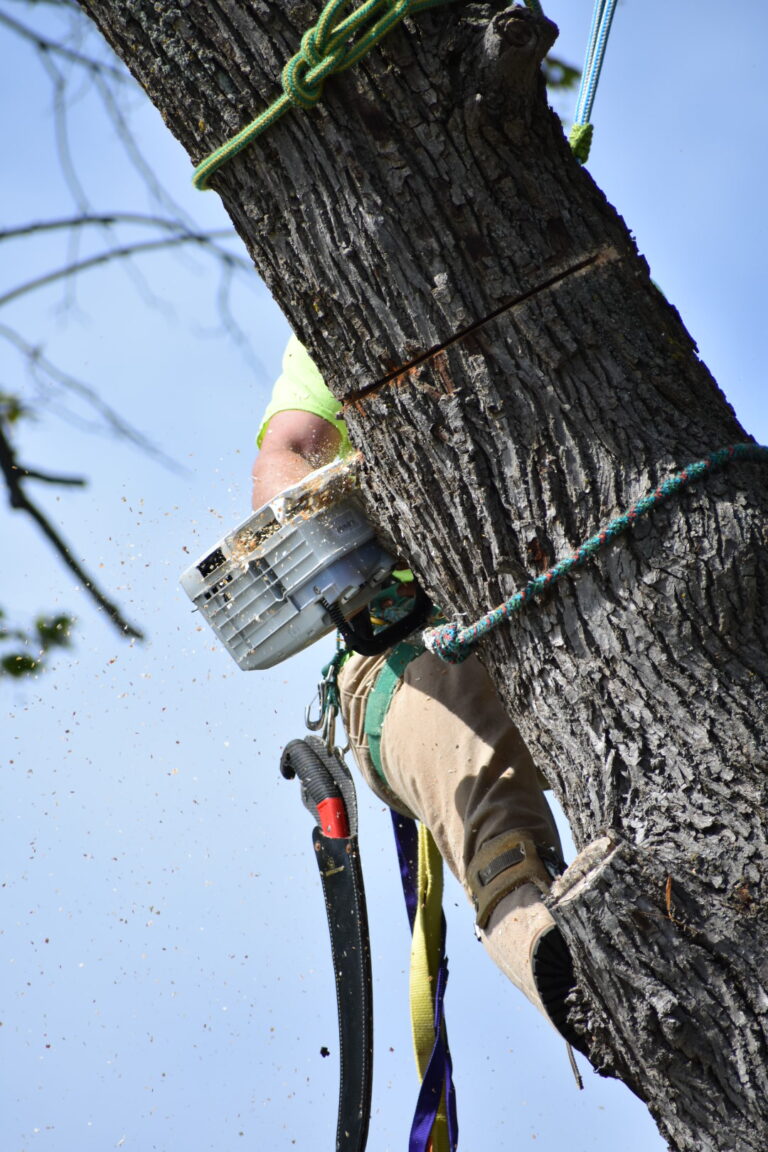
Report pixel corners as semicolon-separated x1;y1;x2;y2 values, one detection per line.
79;2;768;1148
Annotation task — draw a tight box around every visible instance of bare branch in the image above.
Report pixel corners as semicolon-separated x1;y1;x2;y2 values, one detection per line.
0;421;143;640
18;466;87;486
92;68;198;229
0;8;130;82
40;40;91;214
0;0;263;649
0;233;250;311
0;323;182;470
211;254;267;377
0;215;244;248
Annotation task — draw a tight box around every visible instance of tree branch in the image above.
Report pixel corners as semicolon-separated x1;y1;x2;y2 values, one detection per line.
0;8;129;82
0;422;143;640
0;234;253;310
0;323;182;470
18;466;87;486
91;67;199;230
0;215;244;245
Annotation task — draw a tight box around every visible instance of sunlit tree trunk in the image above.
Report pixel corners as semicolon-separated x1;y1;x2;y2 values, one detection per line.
79;2;768;1147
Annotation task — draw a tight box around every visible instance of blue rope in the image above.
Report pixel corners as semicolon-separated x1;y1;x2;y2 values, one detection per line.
568;0;618;163
423;443;768;664
574;0;617;126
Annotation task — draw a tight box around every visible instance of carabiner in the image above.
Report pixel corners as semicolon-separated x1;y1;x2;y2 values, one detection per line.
321;702;338;754
304;680;328;732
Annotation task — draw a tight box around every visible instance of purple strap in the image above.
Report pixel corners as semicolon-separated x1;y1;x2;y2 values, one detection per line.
391;813;459;1151
392;812;419;929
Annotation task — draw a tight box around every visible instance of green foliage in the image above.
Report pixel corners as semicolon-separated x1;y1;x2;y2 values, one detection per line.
543;54;581;92
0;609;74;680
542;54;581;123
0;391;30;425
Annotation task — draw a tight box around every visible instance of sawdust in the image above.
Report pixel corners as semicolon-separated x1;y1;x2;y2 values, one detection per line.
272;455;362;524
230;517;280;561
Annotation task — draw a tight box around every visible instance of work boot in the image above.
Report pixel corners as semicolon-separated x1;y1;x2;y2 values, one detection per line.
469;832;587;1055
531;909;586;1055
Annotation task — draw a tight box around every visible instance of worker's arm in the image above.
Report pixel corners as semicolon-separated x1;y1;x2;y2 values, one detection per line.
251;409;342;509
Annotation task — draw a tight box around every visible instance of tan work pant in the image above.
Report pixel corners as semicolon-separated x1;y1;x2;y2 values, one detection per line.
338;649;562;995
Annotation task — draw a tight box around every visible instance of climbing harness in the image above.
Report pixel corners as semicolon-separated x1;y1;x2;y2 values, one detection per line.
281;675;373;1152
193;0;547;190
568;0;618;163
424;443;768;664
180;458;429;669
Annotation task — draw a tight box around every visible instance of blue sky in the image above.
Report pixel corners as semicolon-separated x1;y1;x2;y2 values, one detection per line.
2;2;766;1150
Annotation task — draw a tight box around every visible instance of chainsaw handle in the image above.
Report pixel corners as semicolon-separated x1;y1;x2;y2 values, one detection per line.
329;586;432;657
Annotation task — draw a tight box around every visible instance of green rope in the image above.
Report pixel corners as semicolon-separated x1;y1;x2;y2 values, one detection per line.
193;0;457;190
193;0;546;190
423;443;768;663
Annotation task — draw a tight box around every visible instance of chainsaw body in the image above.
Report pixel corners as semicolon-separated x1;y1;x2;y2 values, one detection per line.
180;460;396;669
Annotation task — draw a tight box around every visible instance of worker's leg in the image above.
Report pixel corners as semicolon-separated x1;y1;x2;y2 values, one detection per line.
338;650;570;1026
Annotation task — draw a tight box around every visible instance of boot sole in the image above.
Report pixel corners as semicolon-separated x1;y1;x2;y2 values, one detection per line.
532;925;588;1056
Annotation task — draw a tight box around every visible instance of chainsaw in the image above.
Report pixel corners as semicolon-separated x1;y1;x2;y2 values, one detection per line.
180;457;430;669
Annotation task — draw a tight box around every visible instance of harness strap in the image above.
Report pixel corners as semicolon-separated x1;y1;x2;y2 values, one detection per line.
392;814;458;1152
363;642;458;1151
410;822;454;1152
363;639;424;781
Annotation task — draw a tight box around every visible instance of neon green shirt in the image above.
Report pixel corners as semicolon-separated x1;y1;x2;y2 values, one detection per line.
257;335;352;455
257;338;415;589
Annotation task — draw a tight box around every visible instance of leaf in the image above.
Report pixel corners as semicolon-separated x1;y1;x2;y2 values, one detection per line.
35;614;74;649
1;652;39;678
0;391;30;425
543;55;581;92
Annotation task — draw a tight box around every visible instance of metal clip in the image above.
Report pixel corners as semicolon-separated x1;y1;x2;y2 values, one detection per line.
304;681;328;731
306;658;350;757
305;661;338;734
321;702;337;754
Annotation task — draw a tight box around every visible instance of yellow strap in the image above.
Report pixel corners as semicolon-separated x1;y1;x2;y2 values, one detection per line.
410;823;449;1152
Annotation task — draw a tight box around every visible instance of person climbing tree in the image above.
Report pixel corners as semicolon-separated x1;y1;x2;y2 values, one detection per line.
79;2;768;1148
252;336;584;1051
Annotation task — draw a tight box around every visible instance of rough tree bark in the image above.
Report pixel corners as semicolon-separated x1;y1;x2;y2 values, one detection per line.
78;3;768;1148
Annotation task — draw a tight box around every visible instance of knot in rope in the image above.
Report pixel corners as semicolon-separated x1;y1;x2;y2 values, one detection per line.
568;121;594;164
421;620;468;664
282;0;434;109
282;25;346;110
193;0;455;190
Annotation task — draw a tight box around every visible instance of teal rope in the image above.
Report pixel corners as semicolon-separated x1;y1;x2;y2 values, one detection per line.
423;443;768;664
194;0;546;190
568;0;617;164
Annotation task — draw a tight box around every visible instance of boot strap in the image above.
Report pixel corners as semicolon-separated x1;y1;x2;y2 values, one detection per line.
467;831;556;929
